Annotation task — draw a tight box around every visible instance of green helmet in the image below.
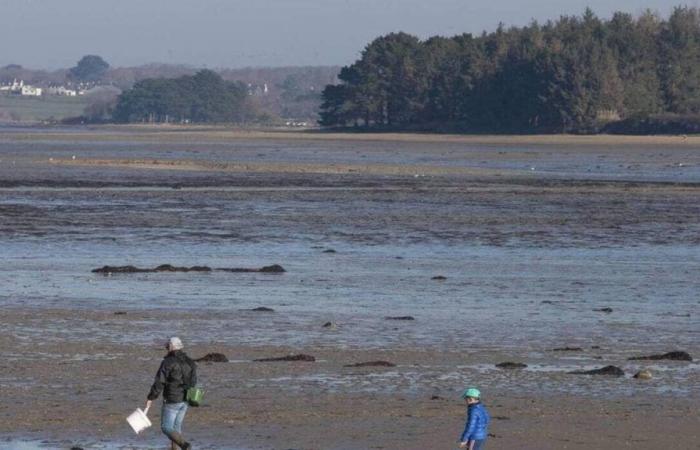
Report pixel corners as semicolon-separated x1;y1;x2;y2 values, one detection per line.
461;388;481;399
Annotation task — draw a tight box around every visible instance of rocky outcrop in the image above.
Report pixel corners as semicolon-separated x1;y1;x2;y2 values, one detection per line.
93;264;285;274
633;369;653;380
628;351;692;362
153;264;212;272
92;265;148;273
344;361;396;368
569;365;624;376
255;354;316;362
496;362;527;369
218;264;286;273
249;307;275;312
195;353;229;363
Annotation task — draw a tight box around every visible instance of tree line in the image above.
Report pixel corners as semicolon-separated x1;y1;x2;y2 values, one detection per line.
112;70;255;123
320;7;700;133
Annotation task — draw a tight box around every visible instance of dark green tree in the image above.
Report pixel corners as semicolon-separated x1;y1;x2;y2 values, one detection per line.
319;6;700;133
113;70;252;124
69;55;110;82
659;6;700;113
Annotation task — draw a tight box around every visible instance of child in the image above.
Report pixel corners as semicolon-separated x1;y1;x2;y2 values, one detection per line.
459;387;490;450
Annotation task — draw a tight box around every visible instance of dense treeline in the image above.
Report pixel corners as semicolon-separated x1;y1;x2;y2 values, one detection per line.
320;7;700;133
113;70;254;123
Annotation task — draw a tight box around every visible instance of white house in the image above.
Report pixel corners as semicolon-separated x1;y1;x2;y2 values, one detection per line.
0;79;43;96
20;85;42;96
46;86;78;96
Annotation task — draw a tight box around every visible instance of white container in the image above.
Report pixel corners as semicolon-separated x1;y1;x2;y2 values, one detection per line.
126;406;152;434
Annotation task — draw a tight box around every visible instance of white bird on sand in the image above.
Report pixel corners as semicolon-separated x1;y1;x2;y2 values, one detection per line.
72;155;76;160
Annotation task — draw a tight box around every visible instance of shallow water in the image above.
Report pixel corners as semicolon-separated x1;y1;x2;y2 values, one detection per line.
1;130;699;399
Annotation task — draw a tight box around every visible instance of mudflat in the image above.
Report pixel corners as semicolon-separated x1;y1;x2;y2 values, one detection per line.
0;126;698;449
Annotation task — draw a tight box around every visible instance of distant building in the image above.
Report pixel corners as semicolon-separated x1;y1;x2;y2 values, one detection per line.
247;82;270;96
0;79;42;96
20;85;42;96
46;86;78;96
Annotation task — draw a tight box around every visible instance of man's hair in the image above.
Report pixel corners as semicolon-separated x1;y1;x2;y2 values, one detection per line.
167;337;184;350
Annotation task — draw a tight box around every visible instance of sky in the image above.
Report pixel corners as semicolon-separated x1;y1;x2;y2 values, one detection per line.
0;0;688;69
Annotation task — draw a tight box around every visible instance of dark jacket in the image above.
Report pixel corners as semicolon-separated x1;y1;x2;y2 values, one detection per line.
147;350;197;404
460;402;490;442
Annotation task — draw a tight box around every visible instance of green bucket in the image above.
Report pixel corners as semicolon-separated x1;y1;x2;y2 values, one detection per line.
186;387;204;407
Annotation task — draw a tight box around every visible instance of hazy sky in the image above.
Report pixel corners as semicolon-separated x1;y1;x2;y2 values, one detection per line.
0;0;687;69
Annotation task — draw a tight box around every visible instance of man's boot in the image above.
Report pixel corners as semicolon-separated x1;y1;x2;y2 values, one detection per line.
168;431;189;449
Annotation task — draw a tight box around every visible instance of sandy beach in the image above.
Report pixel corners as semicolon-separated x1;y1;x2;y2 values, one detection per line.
1;308;699;450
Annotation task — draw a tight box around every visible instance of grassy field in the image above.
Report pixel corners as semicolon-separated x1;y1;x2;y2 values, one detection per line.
0;95;89;122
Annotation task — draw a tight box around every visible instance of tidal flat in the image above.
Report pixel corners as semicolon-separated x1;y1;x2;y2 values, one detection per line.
0;126;698;449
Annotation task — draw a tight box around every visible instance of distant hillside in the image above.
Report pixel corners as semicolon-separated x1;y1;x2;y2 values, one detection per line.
0;63;340;122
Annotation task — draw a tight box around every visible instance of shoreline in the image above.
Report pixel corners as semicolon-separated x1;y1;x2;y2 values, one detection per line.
2;123;700;146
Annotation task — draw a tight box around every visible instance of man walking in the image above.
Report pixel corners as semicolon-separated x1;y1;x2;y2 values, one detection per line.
145;337;196;450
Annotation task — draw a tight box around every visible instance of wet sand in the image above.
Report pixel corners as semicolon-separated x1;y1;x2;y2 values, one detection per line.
1;127;699;449
1;308;699;450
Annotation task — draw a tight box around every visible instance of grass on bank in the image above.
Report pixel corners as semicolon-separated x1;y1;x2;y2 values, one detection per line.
0;95;89;122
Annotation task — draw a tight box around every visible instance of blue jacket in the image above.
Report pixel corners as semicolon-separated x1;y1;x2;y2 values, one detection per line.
460;402;490;442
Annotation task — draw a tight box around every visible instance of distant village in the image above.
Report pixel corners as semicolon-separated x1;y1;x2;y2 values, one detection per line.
0;79;92;97
2;78;275;99
0;79;90;97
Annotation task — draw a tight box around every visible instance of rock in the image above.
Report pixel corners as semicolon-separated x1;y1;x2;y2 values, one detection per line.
113;311;127;315
322;249;337;253
195;353;229;363
496;362;528;369
259;264;286;273
430;395;445;400
552;347;584;352
628;351;692;362
591;346;601;349
385;316;415;321
92;265;146;274
322;321;337;329
344;361;396;368
431;275;447;281
250;307;275;312
569;365;624;376
217;264;286;273
633;369;653;380
594;307;614;313
154;264;212;272
255;354;316;362
541;300;555;305
94;264;285;274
